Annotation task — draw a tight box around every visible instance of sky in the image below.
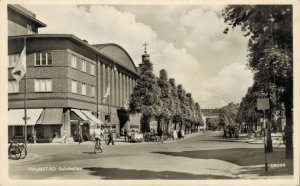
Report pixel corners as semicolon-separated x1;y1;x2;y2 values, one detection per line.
23;4;254;108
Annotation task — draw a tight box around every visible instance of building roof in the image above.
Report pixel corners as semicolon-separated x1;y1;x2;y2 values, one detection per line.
9;34;138;75
8;4;47;27
93;44;137;73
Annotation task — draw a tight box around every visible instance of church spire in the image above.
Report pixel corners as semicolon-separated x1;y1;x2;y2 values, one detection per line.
143;42;148;54
142;42;150;62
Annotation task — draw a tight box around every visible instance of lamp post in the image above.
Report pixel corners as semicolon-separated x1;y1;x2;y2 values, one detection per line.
257;96;270;171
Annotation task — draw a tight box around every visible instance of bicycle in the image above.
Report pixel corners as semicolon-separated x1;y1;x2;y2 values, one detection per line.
144;132;158;142
94;139;103;154
8;141;27;160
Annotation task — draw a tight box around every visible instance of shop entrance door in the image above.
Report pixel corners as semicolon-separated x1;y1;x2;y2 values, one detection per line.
82;123;90;141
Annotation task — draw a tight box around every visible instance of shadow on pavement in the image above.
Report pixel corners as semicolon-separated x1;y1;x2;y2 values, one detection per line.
83;167;234;179
82;152;97;154
152;148;293;177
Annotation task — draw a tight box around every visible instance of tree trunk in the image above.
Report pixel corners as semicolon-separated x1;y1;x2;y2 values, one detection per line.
141;114;151;133
157;118;161;132
283;83;293;159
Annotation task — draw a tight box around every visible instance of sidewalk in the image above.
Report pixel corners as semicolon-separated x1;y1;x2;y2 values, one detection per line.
220;132;286;147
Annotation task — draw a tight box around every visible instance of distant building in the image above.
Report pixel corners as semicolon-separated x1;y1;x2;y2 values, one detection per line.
8;5;139;142
8;4;46;36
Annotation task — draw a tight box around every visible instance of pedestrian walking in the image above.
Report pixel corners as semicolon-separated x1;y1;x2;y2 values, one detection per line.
178;129;182;139
172;129;178;140
107;127;115;145
181;129;185;139
61;130;67;144
78;127;83;144
124;129;128;142
31;128;37;144
158;128;164;144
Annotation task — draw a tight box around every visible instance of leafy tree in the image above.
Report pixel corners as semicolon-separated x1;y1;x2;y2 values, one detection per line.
156;69;172;133
177;85;188;130
129;56;162;133
219;109;231;128
169;78;181;130
195;102;204;128
186;93;196;133
223;5;293;158
236;83;263;132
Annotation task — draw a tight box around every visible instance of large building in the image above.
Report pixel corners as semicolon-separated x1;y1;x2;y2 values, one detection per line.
8;5;139;142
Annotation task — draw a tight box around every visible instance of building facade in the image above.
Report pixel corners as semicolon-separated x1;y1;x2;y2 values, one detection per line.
8;5;139;142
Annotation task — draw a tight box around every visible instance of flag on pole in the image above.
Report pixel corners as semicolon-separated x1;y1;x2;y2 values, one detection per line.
124;97;129;110
12;45;26;81
103;85;110;103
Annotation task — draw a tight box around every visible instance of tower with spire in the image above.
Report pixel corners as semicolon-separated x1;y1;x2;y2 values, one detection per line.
142;42;150;62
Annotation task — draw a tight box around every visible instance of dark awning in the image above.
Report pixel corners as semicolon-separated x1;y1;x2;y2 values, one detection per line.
36;108;63;125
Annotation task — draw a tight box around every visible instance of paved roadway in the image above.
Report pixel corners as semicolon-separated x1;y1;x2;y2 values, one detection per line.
9;131;272;180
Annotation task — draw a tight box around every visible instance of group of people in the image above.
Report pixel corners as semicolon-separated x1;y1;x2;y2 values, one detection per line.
172;129;185;140
223;126;239;139
94;125;115;146
121;128;132;142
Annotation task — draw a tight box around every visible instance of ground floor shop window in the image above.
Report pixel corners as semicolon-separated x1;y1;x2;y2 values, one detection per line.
71;123;79;137
15;126;23;137
111;124;117;133
35;125;44;138
52;125;61;137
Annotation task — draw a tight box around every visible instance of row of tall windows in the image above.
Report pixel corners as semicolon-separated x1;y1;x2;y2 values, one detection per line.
71;54;95;75
71;80;95;97
9;79;95;97
8;52;52;68
8;79;53;93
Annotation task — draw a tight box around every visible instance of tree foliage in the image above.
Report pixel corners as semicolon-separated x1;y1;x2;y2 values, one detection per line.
129;58;162;133
236;82;263;126
223;5;293;158
156;69;172;131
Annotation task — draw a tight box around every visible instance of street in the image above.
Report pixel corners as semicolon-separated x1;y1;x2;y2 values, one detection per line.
9;131;292;180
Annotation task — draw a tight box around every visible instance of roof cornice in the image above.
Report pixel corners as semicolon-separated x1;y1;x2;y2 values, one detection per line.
8;34;139;77
8;4;47;27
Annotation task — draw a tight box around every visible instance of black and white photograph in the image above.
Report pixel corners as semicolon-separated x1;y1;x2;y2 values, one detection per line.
0;0;299;185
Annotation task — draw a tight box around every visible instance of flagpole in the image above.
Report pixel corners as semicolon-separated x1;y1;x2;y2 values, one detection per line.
24;37;27;146
96;55;99;119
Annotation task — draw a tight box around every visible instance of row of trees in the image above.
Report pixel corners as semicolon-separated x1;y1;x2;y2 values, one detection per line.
219;103;239;129
129;55;204;134
223;5;293;158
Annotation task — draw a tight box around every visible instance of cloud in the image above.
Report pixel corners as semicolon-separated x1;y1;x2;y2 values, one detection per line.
23;4;253;108
198;63;253;108
179;7;249;75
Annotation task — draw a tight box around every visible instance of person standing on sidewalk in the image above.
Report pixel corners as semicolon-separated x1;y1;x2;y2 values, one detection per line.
107;127;115;145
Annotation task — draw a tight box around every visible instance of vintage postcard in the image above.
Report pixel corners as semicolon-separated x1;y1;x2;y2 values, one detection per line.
0;0;299;186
